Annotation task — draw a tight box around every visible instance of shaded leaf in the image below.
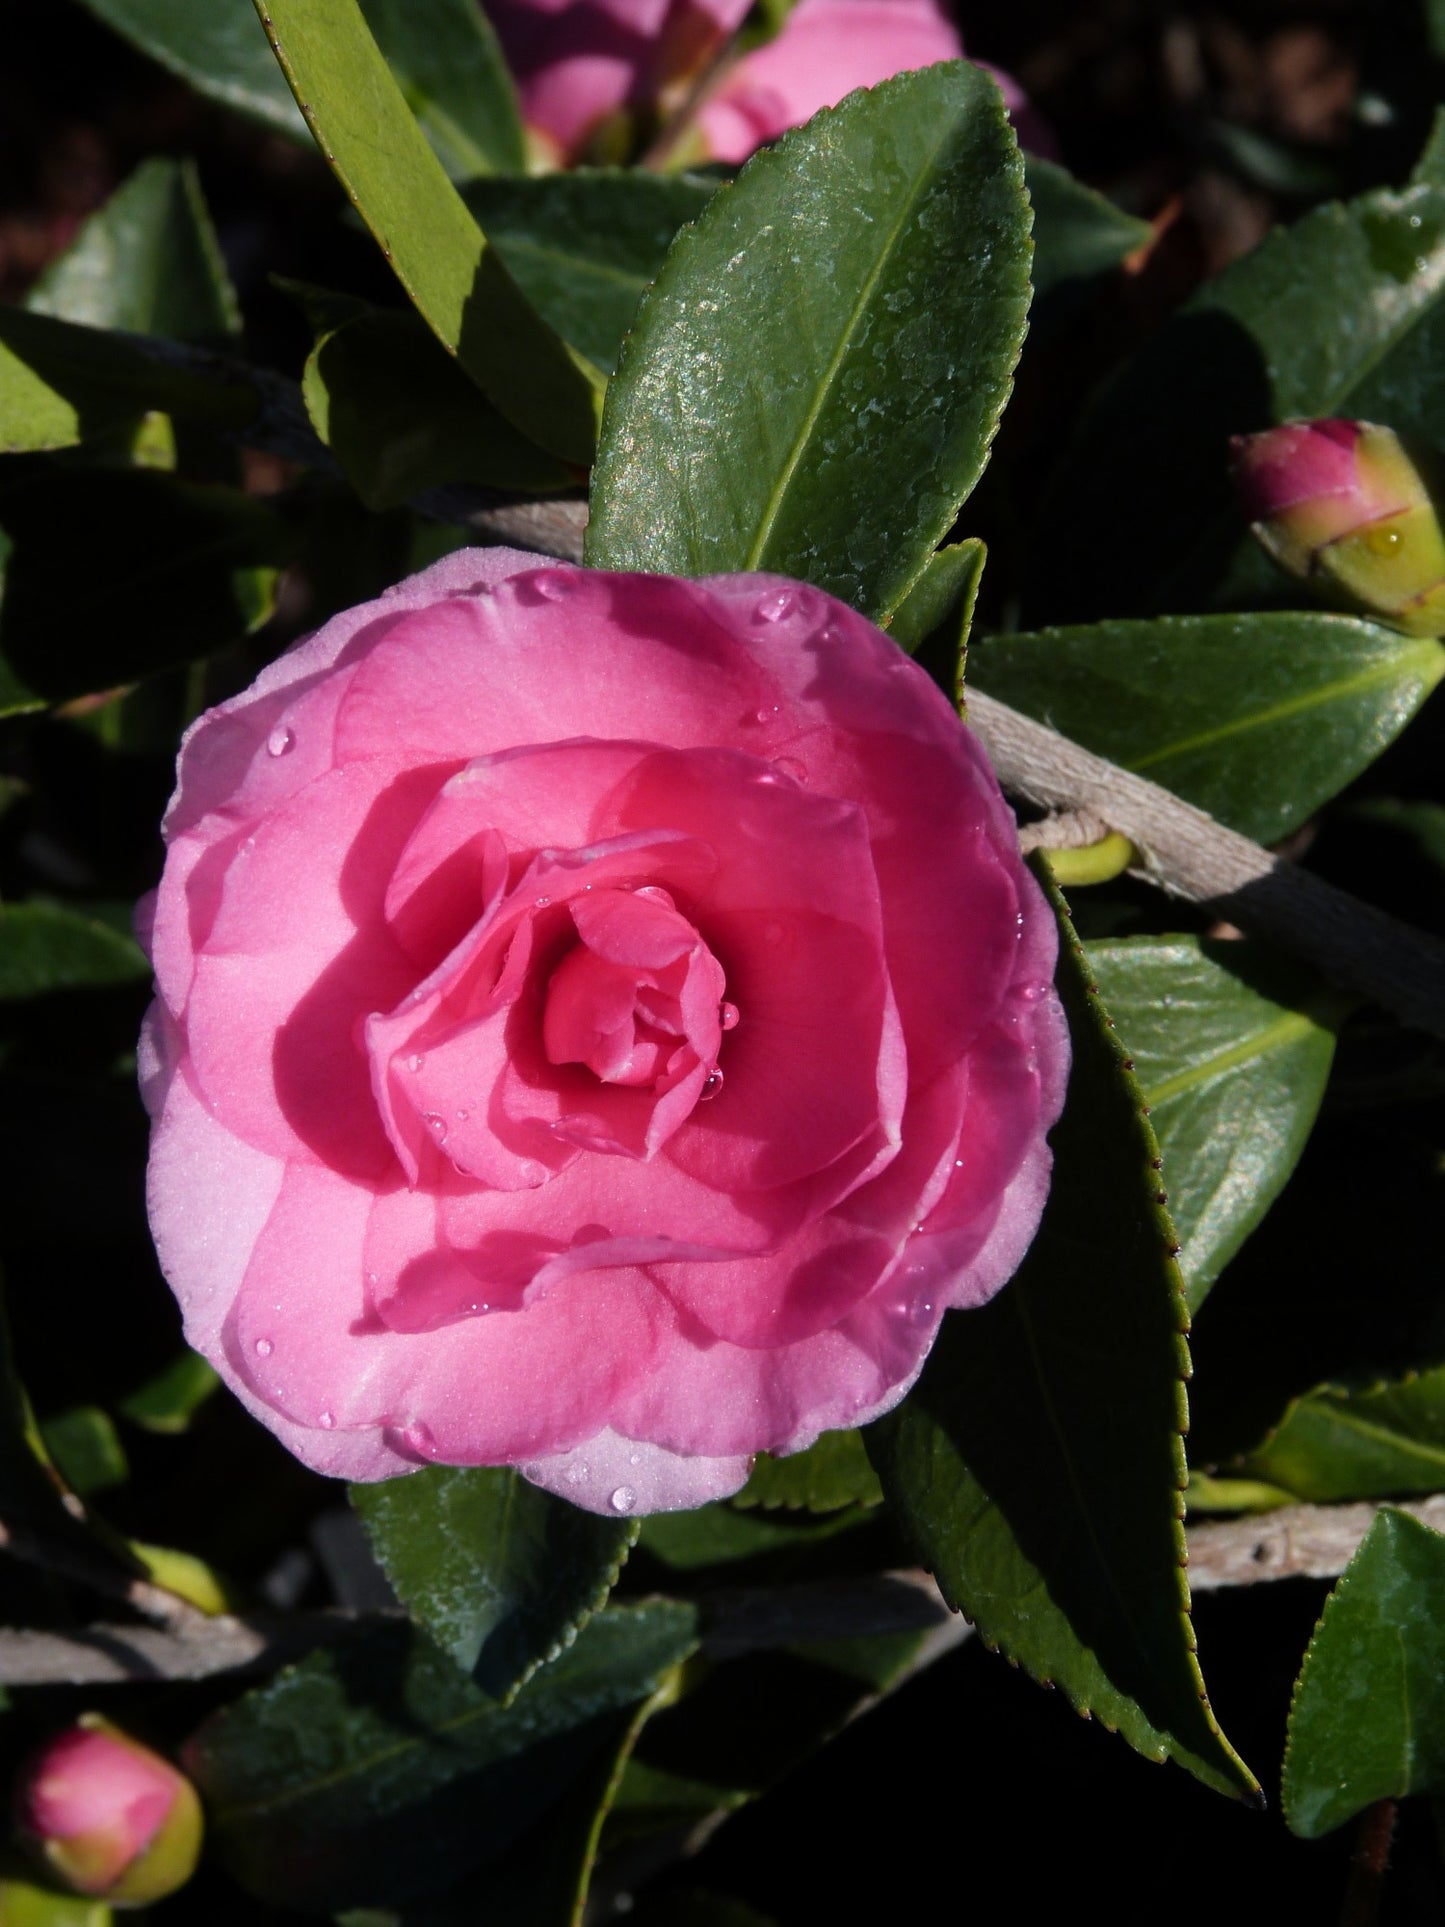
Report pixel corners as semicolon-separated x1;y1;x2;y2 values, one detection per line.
0;307;254;456
356;0;525;178
1031;175;1445;621
587;63;1032;621
1237;1364;1445;1502
191;1603;698;1911
117;1351;220;1435
735;1431;883;1512
302;307;576;510
639;1504;860;1571
1284;1508;1445;1836
868;873;1256;1799
0;470;290;704
462;171;717;375
253;0;602;464
37;1406;128;1496
0;902;148;1000
27;156;239;343
1086;937;1340;1312
351;1465;636;1698
970;612;1445;844
1025;154;1151;299
74;0;305;138
886;537;985;660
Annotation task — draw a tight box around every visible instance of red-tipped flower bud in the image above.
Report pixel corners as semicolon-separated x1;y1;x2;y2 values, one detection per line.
1231;419;1445;636
14;1716;203;1908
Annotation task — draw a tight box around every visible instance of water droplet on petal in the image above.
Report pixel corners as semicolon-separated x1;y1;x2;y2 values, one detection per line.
628;1453;641;1467
254;1337;273;1357
424;1113;448;1142
907;1297;934;1328
533;895;551;908
753;702;782;725
720;1001;740;1031
532;573;571;601
266;725;295;758
772;756;807;783
610;1485;637;1513
754;590;795;623
407;1053;425;1073
455;1108;469;1122
403;1420;437;1457
700;1069;724;1101
632;884;675;907
565;1461;589;1487
318;1410;335;1430
1014;981;1045;1005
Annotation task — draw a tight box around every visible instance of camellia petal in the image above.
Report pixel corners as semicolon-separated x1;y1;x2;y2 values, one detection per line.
141;551;1066;1513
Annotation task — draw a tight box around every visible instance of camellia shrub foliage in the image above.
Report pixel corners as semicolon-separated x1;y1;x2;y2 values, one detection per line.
4;0;1445;1920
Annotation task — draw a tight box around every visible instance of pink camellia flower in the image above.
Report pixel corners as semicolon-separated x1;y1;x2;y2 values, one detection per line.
484;0;752;163
697;0;1052;162
139;550;1066;1516
15;1717;203;1907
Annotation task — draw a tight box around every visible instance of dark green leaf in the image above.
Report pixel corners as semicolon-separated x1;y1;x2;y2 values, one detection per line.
869;873;1257;1799
587;62;1032;621
462;171;717;375
735;1431;883;1512
1284;1508;1445;1836
192;1602;698;1911
0;307;255;455
1085;937;1340;1312
38;1405;128;1496
639;1502;860;1571
73;0;305;137
1032;175;1445;621
1349;795;1445;868
886;537;985;660
254;0;603;465
357;0;525;178
352;1465;636;1698
1413;108;1445;187
302;308;576;511
0;470;289;704
27;157;239;343
970;612;1445;844
1025;154;1151;299
1237;1365;1445;1502
0;902;148;999
117;1350;220;1434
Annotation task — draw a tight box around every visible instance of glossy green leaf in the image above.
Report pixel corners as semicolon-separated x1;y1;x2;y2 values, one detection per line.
462;172;717;376
356;0;525;178
587;62;1032;620
639;1501;862;1571
253;0;602;465
1031;174;1445;621
74;0;305;136
38;1405;128;1496
27;157;239;342
1284;1508;1445;1836
0;307;254;456
970;612;1445;844
886;538;986;660
735;1431;883;1512
192;1602;698;1911
302;308;576;511
0;471;289;704
1237;1364;1445;1502
1085;938;1340;1312
0;1873;112;1927
117;1351;220;1434
74;0;525;177
352;1466;637;1698
0;902;148;999
869;875;1256;1799
1025;154;1151;299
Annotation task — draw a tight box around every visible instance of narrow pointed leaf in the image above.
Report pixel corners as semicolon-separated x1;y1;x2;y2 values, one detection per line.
586;62;1032;620
1284;1508;1445;1836
0;902;148;999
886;538;986;658
869;875;1257;1799
252;0;603;465
1238;1364;1445;1501
970;612;1445;843
1025;155;1151;299
190;1603;698;1910
27;156;239;342
462;171;717;374
351;1465;637;1698
1086;938;1340;1311
355;0;525;178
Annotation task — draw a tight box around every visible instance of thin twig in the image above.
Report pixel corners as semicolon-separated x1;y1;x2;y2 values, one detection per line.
5;1497;1442;1687
0;1516;211;1637
967;688;1445;1039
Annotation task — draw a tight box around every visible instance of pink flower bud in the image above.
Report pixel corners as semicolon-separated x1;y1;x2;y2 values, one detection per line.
695;0;1054;163
15;1717;203;1908
483;0;751;164
1232;420;1445;636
